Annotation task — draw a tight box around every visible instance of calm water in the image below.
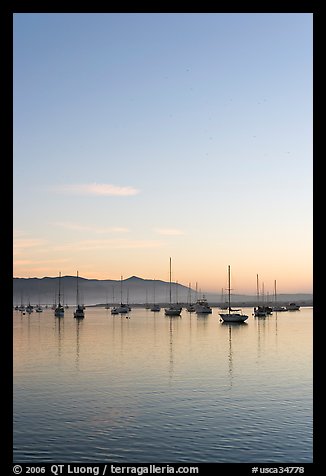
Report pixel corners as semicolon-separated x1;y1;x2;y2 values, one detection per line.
13;307;313;463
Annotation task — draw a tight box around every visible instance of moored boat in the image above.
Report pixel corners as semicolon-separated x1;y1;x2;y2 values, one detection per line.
150;279;161;312
54;272;65;317
73;271;85;319
26;303;34;314
286;302;300;311
164;258;181;317
253;306;268;317
272;280;287;312
219;266;249;323
194;296;212;314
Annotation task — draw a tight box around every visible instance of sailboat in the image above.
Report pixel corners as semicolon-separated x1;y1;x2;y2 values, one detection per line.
26;301;34;313
272;280;287;312
111;285;119;314
253;274;267;317
35;288;43;312
219;265;248;323
54;272;65;317
186;283;195;312
165;258;181;316
150;279;161;312
253;275;273;317
144;289;150;309
115;276;129;313
74;271;85;319
105;288;110;310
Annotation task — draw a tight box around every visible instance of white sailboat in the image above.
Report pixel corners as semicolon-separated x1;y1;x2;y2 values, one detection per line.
165;258;181;316
54;272;65;317
219;265;248;323
74;271;85;319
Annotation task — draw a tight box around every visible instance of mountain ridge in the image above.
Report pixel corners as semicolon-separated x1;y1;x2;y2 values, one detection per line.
13;275;313;306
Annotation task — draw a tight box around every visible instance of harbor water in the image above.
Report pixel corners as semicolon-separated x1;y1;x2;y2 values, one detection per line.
13;307;313;463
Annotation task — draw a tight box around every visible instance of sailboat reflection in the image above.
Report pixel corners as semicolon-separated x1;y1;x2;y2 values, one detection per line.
168;315;181;384
54;314;64;358
75;317;83;369
256;315;267;360
221;321;247;387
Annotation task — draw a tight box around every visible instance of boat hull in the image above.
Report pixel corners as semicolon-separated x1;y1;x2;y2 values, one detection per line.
194;298;212;314
150;305;161;312
116;306;129;313
74;307;85;318
286;303;300;311
54;310;64;317
219;313;248;322
165;308;181;316
195;307;212;314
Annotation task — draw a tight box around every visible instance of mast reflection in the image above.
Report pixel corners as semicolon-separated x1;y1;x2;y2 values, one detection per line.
75;317;83;370
54;314;64;358
168;316;181;385
221;321;247;387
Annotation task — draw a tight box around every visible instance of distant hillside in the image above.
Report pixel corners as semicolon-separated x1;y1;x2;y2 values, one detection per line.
13;275;313;307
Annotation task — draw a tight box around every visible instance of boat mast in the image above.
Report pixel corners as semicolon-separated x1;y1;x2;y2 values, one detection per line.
228;265;231;314
76;271;79;307
58;272;62;306
120;275;123;304
153;279;156;305
256;274;260;305
169;257;172;305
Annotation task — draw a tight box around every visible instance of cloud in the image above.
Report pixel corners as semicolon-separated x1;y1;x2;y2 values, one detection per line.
14;238;46;248
53;238;164;251
154;228;185;236
51;222;130;234
52;183;140;196
15;258;69;266
14;238;48;256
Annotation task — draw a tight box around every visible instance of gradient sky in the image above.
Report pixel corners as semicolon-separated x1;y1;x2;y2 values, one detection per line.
13;13;313;295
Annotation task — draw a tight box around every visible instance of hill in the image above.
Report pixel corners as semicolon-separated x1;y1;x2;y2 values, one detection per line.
13;275;313;307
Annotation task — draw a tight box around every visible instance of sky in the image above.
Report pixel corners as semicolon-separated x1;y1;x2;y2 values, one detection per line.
13;13;313;295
